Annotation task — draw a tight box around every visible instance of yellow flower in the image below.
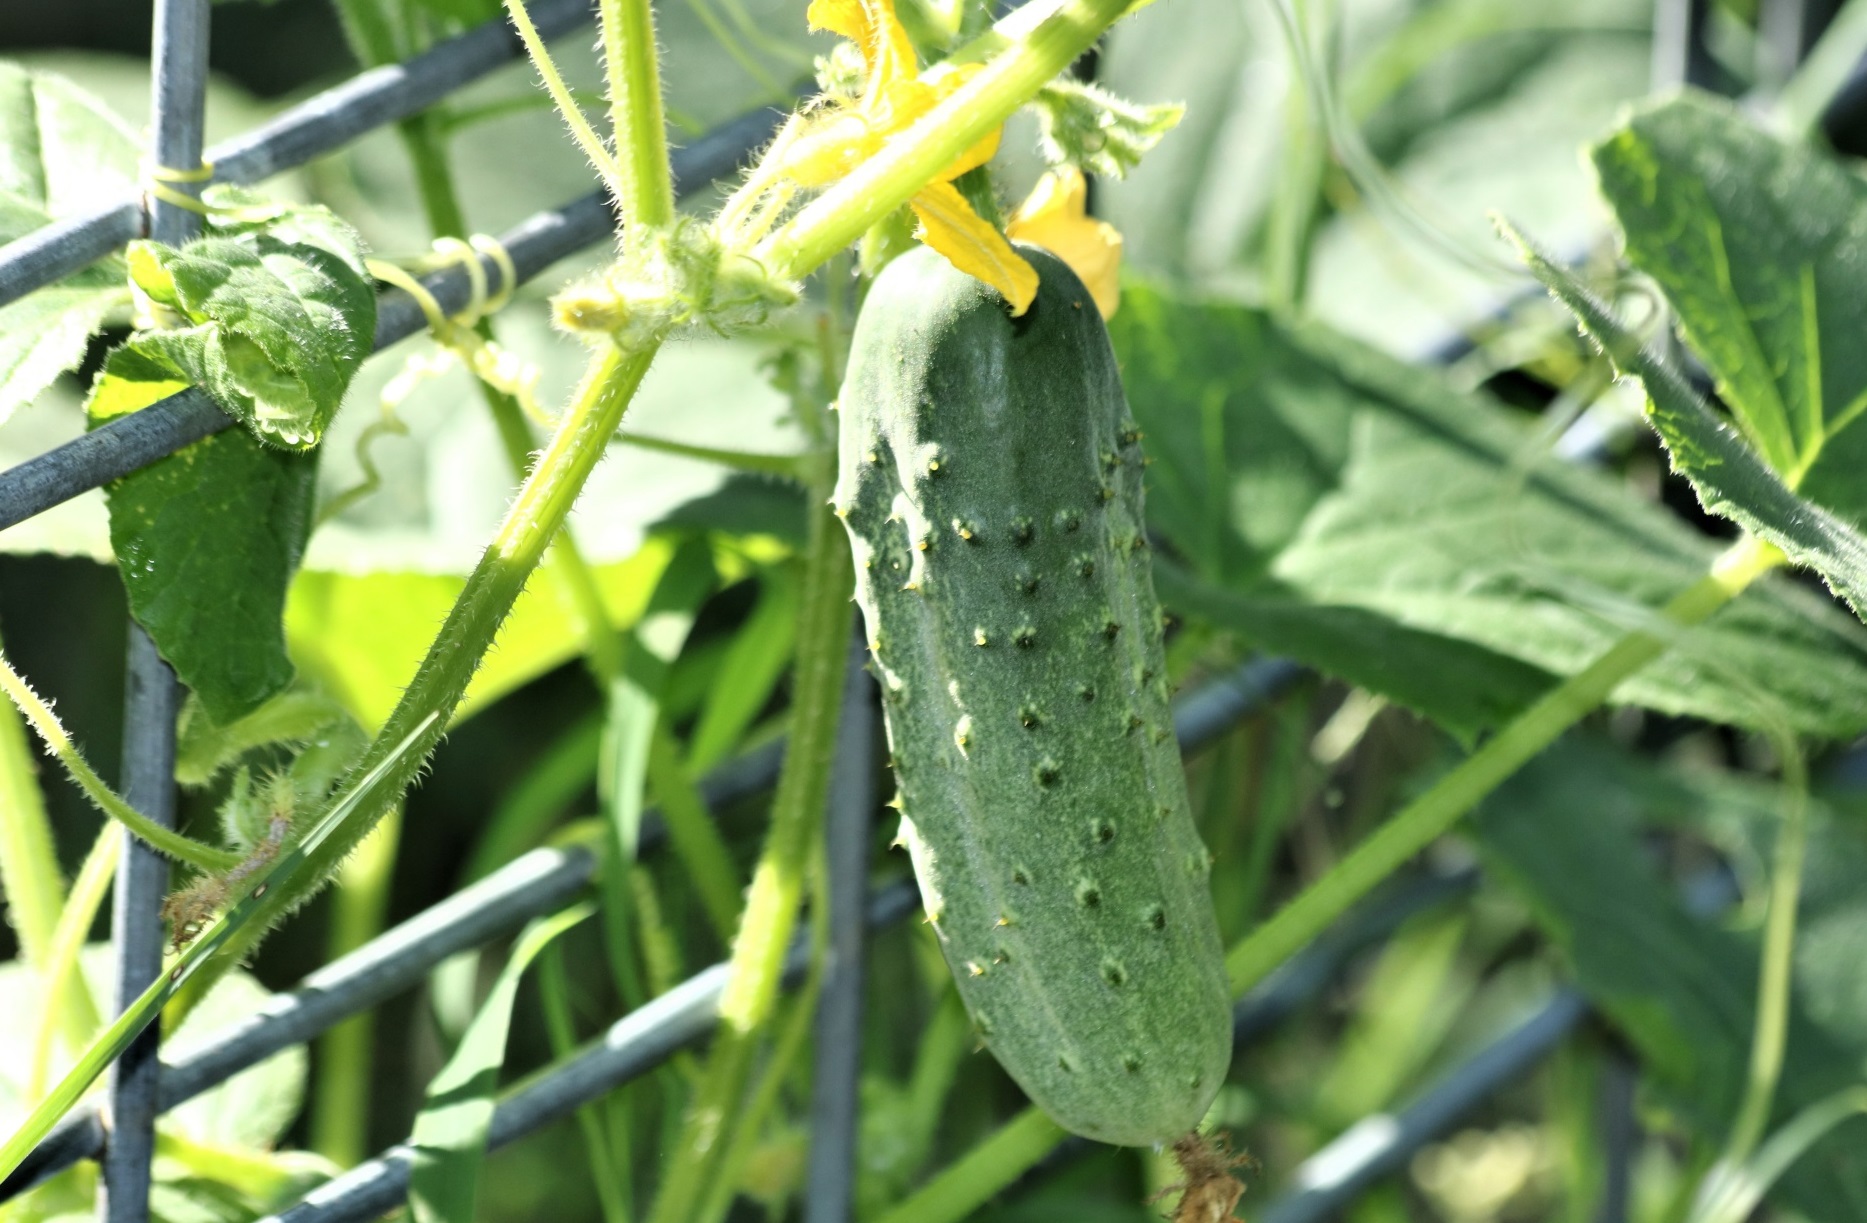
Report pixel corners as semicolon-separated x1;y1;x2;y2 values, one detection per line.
1006;166;1122;318
785;0;1039;313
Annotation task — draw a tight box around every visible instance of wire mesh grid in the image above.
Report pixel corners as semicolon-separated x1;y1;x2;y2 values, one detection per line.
0;0;1851;1220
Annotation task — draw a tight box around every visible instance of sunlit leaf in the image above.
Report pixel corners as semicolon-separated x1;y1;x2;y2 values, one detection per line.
1506;222;1867;622
1113;287;1867;740
1592;94;1867;525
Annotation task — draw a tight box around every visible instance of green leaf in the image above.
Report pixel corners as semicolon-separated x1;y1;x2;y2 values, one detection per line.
0;62;141;424
687;564;798;771
126;194;376;449
87;337;317;723
0;62;140;237
1473;740;1867;1220
286;538;683;731
1111;287;1867;740
1505;221;1867;622
1591;93;1867;525
406;903;593;1223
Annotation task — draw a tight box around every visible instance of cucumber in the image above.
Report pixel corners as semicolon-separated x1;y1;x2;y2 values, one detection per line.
834;244;1232;1146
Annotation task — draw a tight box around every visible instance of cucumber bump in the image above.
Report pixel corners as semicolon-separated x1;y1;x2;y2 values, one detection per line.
835;245;1232;1146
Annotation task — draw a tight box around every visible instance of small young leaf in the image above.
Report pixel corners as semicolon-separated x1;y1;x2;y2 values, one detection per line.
1031;80;1184;179
1592;94;1867;526
125;194;377;449
1504;221;1867;622
406;904;593;1223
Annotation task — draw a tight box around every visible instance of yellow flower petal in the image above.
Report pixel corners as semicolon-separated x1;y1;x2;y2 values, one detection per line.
1006;167;1122;317
808;0;917;101
910;180;1038;315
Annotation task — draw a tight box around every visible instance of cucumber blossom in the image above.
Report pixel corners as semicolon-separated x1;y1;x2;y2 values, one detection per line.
834;245;1232;1146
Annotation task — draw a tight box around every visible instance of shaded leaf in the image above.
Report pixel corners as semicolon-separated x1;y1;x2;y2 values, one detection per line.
87;338;316;723
1592;94;1867;526
286;538;681;731
1474;741;1867;1221
406;904;593;1223
1111;287;1867;739
1506;223;1867;621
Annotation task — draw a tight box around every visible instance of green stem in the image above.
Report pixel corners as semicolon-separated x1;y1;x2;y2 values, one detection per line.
0;654;238;872
311;807;403;1167
645;725;743;942
876;534;1785;1223
694;852;831;1223
0;638;68;966
599;0;676;235
1723;737;1810;1166
645;492;852;1223
541;943;634;1223
209;341;662;976
758;0;1137;278
503;0;624;194
26;825;117;1101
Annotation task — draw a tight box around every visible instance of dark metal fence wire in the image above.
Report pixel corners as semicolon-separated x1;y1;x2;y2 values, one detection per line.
0;0;1854;1219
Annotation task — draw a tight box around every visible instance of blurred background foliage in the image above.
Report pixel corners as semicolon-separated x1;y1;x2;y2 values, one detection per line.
7;0;1867;1221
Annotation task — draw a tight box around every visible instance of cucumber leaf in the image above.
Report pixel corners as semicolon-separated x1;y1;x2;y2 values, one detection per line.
1112;288;1867;740
84;197;376;722
124;189;376;450
0;63;140;424
86;337;317;723
1505;224;1867;622
1591;94;1867;529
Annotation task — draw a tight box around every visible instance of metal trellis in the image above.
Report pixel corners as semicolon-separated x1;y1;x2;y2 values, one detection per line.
0;0;1851;1219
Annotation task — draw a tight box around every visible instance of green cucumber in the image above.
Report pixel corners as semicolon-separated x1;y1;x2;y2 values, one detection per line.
834;244;1232;1146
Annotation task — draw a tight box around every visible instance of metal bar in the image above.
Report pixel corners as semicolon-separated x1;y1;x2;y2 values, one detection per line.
1256;990;1591;1223
101;632;184;1223
0;104;786;536
262;883;925;1223
1652;0;1717;92
4;845;597;1199
0;0;595;309
97;4;210;1218
1593;1054;1639;1223
805;636;879;1223
3;654;1303;1206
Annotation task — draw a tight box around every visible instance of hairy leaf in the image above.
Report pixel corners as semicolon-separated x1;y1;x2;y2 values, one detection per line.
126;193;376;449
1592;94;1867;527
1111;287;1867;740
1507;223;1867;621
